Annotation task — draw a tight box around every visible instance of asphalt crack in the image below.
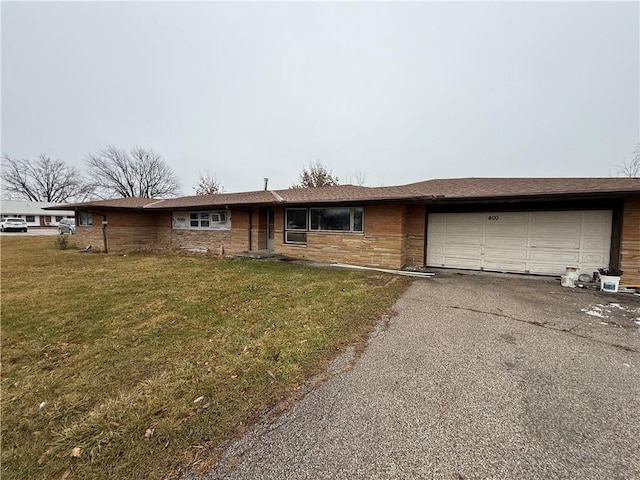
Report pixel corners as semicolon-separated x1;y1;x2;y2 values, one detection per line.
444;304;639;354
400;296;639;354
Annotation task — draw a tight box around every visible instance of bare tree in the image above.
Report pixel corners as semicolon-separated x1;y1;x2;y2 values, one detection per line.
86;146;181;198
614;143;640;177
291;161;339;188
347;170;367;186
194;170;223;195
1;153;92;202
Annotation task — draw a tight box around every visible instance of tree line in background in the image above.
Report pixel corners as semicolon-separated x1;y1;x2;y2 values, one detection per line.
1;147;200;203
0;148;366;203
4;143;636;204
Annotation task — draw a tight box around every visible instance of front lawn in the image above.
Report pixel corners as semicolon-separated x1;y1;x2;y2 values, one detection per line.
1;236;408;480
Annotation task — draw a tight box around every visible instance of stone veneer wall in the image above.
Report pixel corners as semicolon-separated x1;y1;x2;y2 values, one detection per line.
166;210;249;254
274;204;412;269
75;210;172;253
620;196;640;286
404;205;425;267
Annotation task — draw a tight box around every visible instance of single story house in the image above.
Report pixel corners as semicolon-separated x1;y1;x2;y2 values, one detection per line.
49;178;640;286
0;200;75;227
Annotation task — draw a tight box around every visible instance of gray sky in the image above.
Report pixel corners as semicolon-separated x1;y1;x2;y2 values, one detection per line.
2;1;639;194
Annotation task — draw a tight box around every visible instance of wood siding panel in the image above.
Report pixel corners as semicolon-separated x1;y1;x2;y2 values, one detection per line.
621;197;640;286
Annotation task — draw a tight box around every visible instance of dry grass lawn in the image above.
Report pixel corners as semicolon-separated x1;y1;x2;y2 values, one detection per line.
1;236;409;480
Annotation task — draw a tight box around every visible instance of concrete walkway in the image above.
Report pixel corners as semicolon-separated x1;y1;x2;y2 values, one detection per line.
187;273;640;480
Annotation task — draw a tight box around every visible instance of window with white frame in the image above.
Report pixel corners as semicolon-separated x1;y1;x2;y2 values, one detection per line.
172;210;230;230
285;207;363;244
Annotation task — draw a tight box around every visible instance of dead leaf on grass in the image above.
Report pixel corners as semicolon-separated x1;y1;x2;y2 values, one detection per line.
193;396;205;403
144;428;154;439
70;446;82;458
266;370;276;380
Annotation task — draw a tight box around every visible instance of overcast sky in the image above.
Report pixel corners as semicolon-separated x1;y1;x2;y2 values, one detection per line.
1;1;638;194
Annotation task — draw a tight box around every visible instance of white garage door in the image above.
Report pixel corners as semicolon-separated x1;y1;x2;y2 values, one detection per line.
426;210;612;276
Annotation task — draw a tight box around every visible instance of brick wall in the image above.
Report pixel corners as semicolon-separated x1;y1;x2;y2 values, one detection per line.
620;196;640;286
404;205;425;267
274;204;410;268
75;210;171;253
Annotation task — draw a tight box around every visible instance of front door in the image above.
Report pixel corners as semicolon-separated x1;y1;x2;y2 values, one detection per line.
267;209;275;251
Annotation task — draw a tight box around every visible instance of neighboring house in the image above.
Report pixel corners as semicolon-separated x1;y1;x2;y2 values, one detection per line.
48;178;640;286
0;200;75;227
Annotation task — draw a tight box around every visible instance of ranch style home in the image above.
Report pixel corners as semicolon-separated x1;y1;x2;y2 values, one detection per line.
50;177;640;286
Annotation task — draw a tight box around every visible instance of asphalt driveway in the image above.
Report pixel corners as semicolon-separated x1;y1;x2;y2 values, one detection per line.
188;273;640;480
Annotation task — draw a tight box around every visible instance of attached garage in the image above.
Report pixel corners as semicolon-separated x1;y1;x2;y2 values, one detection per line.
426;210;612;276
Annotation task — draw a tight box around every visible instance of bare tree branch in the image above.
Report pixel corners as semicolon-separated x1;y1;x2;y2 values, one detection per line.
291;161;339;188
194;170;222;195
614;143;640;177
347;170;367;186
85;146;181;198
1;154;93;202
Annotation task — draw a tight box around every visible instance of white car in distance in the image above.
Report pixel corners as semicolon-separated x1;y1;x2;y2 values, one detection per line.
0;218;28;232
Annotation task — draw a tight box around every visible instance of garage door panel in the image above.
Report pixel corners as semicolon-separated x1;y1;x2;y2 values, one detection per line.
484;248;528;260
483;260;527;272
529;249;580;263
581;252;608;264
428;222;445;234
446;224;483;235
530;237;581;249
484;237;528;249
429;213;445;224
485;223;529;235
428;244;445;255
583;211;612;223
582;223;611;236
445;213;484;224
530;223;581;236
582;237;610;251
446;234;482;246
531;211;582;223
443;256;483;269
445;245;483;257
427;233;445;244
427;254;445;266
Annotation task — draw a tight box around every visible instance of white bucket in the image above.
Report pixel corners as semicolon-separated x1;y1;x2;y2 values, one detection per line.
561;275;575;288
600;275;620;293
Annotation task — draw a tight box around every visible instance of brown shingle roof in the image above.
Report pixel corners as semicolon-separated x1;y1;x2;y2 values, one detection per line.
392;177;640;199
46;197;164;210
47;177;640;211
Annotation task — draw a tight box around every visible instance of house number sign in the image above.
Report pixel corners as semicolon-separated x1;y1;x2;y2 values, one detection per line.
488;215;500;221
